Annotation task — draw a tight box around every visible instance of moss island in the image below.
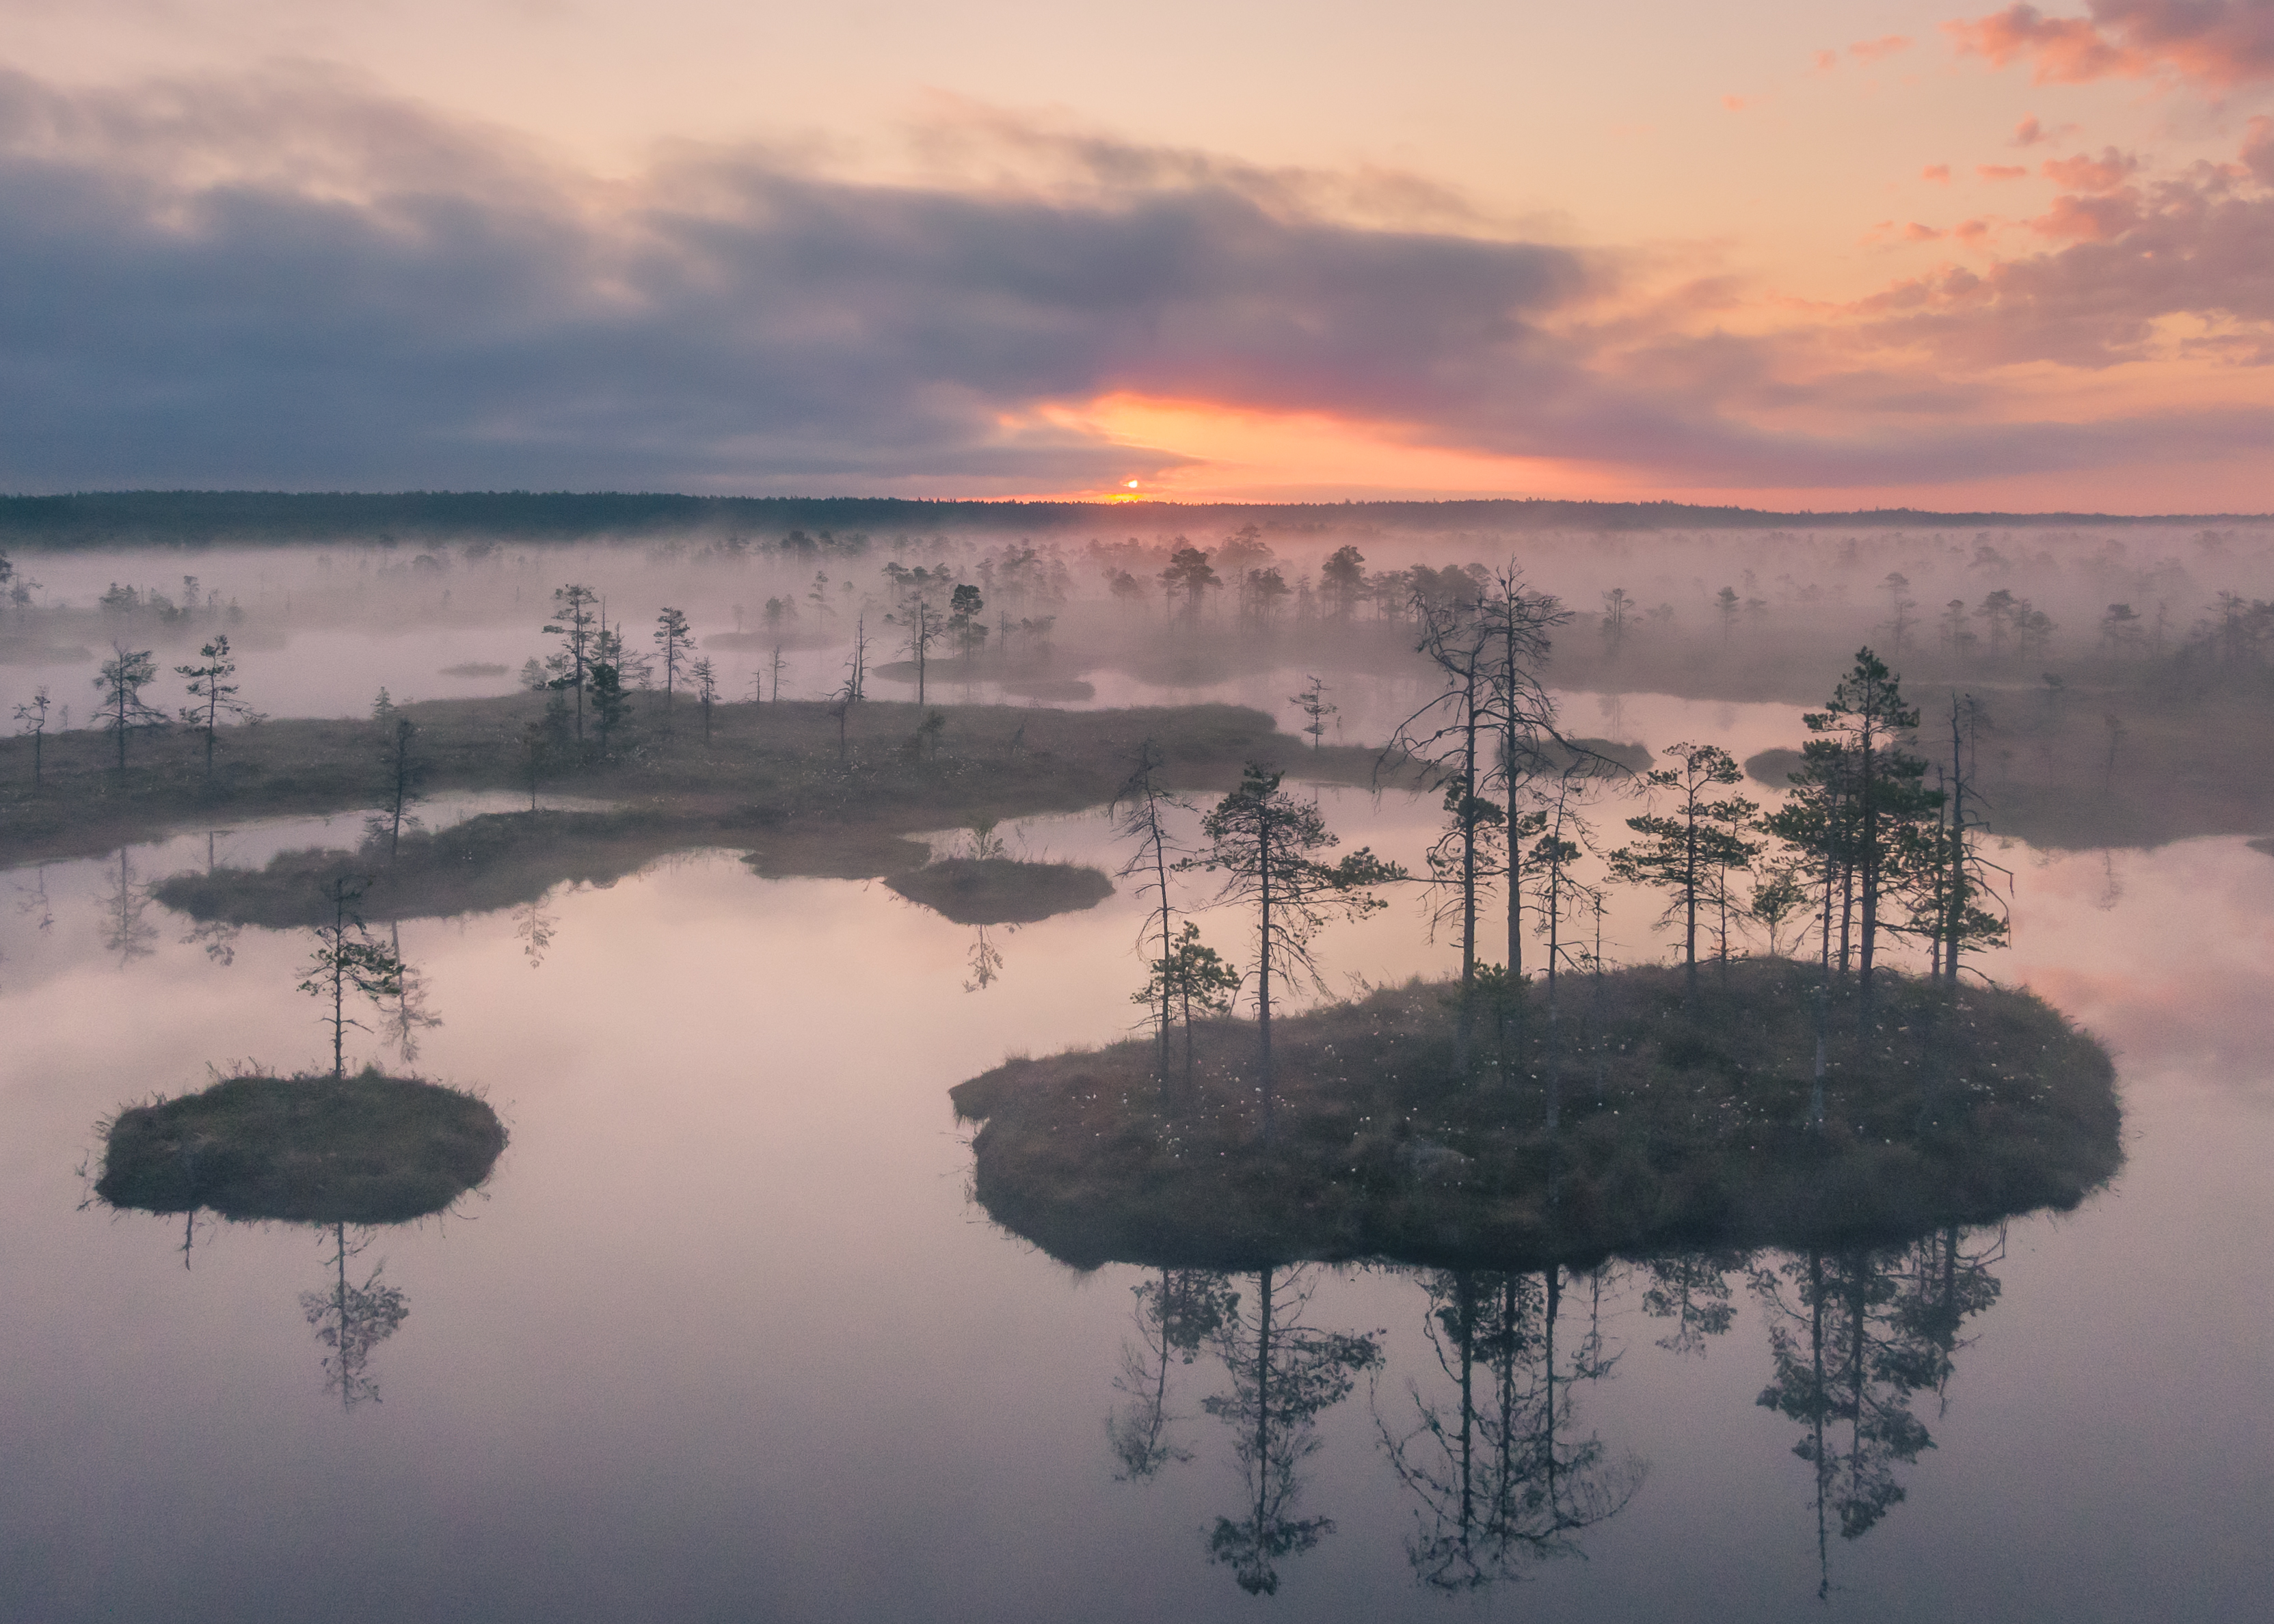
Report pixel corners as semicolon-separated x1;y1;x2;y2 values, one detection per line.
98;1072;507;1226
952;962;2122;1271
885;857;1114;924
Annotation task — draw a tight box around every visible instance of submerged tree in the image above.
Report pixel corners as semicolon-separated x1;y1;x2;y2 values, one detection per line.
1202;1266;1383;1595
174;634;252;779
297;876;407;1079
1183;764;1404;1141
94;643;168;773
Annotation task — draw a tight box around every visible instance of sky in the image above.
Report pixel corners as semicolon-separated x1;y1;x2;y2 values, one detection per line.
1;1;2270;511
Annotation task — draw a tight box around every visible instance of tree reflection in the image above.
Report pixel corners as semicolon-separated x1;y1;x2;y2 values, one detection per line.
963;925;1005;992
100;850;158;966
299;1221;410;1411
516;894;557;968
1201;1265;1382;1595
1108;1269;1238;1481
380;922;444;1064
1750;1227;2004;1597
1641;1249;1748;1357
1378;1266;1644;1591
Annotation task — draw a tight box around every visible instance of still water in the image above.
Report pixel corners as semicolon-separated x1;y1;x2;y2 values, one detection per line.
3;748;2271;1621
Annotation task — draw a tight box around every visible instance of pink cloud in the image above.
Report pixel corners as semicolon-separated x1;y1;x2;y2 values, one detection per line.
1979;163;2032;178
1955;216;1995;239
1905;221;1949;240
1850;34;1916;62
2029;189;2142;238
2011;115;2068;147
1814;49;1839;71
1947;2;2274;90
1722;94;1752;111
1923;163;1954;182
2041;146;2141;191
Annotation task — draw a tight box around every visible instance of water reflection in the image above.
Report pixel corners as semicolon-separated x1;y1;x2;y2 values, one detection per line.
98;849;157;966
1751;1228;2005;1599
302;1221;412;1410
1199;1266;1382;1595
1378;1266;1643;1592
963;924;1005;992
1089;1233;2007;1600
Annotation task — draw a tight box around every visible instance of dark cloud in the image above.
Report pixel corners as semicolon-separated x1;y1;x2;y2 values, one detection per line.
1;66;2269;498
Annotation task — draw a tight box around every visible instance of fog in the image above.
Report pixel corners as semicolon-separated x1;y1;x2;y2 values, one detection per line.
2;506;2271;1623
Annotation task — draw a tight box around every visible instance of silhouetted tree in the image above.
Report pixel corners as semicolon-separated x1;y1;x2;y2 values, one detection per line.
1183;764;1404;1141
691;657;719;744
367;690;427;859
297;876;407;1079
94;643;168;772
1609;743;1753;997
1319;545;1367;621
1112;739;1195;1092
653;606;693;725
589;662;632;754
12;686;51;786
542;584;600;744
174;634;251;779
1133;923;1242;1091
1291;675;1336;750
1160;543;1220;621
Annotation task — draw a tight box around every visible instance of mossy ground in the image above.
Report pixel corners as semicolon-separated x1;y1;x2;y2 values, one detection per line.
885;857;1113;924
952;961;2122;1271
18;695;1409;923
97;1071;507;1226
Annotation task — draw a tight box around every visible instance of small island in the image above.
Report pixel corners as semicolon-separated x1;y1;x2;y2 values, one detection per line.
952;962;2122;1271
98;1071;507;1226
886;857;1114;925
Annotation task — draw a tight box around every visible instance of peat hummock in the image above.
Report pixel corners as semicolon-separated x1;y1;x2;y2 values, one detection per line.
952;962;2122;1271
97;1072;507;1226
885;858;1113;924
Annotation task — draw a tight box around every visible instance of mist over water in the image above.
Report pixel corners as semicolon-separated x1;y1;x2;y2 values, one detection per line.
2;521;2271;1621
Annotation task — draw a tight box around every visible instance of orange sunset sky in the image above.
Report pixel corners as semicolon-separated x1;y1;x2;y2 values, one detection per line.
2;1;2270;511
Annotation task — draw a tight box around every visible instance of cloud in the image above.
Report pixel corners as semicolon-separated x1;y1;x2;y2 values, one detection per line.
1979;163;2033;178
2011;115;2076;148
1947;2;2274;90
2041;146;2141;191
0;65;2266;500
1924;163;1955;182
1851;128;2274;366
1850;34;1916;62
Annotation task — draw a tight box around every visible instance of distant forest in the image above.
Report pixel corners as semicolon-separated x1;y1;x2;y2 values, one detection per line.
1;490;2260;549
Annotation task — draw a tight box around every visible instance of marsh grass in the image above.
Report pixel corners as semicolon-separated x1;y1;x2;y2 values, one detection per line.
96;1070;506;1226
952;961;2121;1271
885;857;1113;924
